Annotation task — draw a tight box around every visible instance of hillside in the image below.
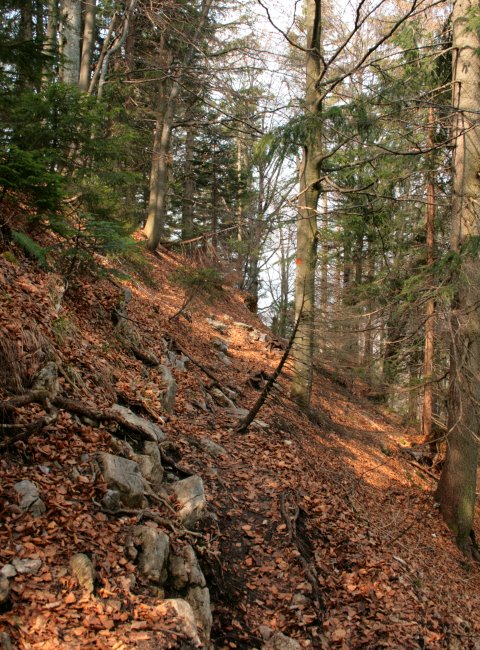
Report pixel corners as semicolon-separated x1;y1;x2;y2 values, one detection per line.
1;242;480;650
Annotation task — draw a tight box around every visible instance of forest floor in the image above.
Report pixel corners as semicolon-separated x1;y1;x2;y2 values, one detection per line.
1;239;480;649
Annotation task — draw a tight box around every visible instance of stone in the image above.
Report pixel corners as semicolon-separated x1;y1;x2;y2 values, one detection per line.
133;526;169;585
166;350;189;372
109;436;136;460
12;558;42;575
199;437;227;458
97;453;144;508
259;625;273;641
186;585;212;644
206;318;228;334
70;554;95;593
168;544;206;591
0;632;12;650
170;476;206;528
110;404;165;442
14;480;46;517
158;365;177;413
0;575;10;606
262;632;302;650
0;565;16;579
212;337;229;354
143;441;164;488
233;321;254;331
155;599;201;647
210;387;235;408
217;352;231;366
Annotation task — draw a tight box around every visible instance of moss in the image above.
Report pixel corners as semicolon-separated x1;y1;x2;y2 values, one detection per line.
1;251;19;264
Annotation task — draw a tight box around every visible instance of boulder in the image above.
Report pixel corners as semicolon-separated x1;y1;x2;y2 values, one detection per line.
169;476;206;528
168;544;206;591
110;404;165;443
101;489;122;511
158;365;177;414
206;318;228;334
234;321;254;331
155;599;201;647
70;553;95;593
12;558;42;575
0;565;16;579
217;352;231;366
0;575;10;607
262;632;302;650
143;441;164;488
212;337;229;354
14;480;46;517
210;387;235;408
97;453;144;508
132;526;169;585
199;437;227;458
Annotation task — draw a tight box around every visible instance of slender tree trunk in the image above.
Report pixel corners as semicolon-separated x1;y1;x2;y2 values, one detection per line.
421;107;436;442
291;0;322;408
79;0;96;92
363;236;374;380
18;0;33;87
42;0;58;84
62;0;81;85
181;125;196;241
436;0;480;553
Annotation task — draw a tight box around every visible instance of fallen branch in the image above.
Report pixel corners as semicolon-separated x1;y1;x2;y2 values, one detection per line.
0;390;50;412
0;411;58;450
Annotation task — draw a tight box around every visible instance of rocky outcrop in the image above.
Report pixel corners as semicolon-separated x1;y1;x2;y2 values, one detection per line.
158;365;176;414
131;526;169;586
169;475;206;528
14;480;45;517
97;453;144;508
262;632;302;650
155;599;202;647
110;404;165;442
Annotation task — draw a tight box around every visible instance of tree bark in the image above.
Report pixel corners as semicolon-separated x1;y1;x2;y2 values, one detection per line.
436;0;480;553
291;0;322;408
181;124;196;241
61;0;81;85
42;0;58;84
79;0;96;92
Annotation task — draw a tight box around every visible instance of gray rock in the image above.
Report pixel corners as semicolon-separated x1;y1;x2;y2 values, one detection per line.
262;632;302;650
169;544;206;591
70;553;95;593
170;476;206;528
0;565;16;579
102;489;122;511
159;365;177;414
12;558;42;575
110;404;165;442
0;632;12;650
97;453;144;508
109;436;136;460
233;321;254;331
206;318;227;334
166;350;189;372
259;625;273;641
14;480;46;517
133;526;169;584
155;599;201;647
217;352;231;366
186;585;212;644
226;407;249;418
199;438;227;458
0;575;10;606
212;337;229;354
143;441;164;488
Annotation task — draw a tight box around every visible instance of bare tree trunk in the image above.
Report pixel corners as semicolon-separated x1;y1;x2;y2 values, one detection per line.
62;0;81;85
291;0;322;408
421;107;436;442
79;0;96;92
42;0;58;84
181;125;196;241
436;0;480;554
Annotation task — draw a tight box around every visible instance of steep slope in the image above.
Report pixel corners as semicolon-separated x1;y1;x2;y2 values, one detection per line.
1;244;480;650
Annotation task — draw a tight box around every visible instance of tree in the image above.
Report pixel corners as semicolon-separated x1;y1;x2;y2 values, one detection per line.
435;0;480;555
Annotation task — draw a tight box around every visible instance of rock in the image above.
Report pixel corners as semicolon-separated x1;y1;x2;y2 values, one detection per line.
166;350;189;371
97;453;144;508
226;406;249;418
210;387;235;408
12;558;42;575
170;476;206;528
110;404;165;442
199;437;227;458
168;544;206;591
102;489;122;511
0;575;10;606
249;329;268;343
206;318;227;334
212;337;229;354
133;526;169;585
156;599;201;647
291;593;309;608
0;565;16;579
109;436;136;460
143;441;164;488
14;480;46;517
0;632;12;650
234;321;254;331
262;632;302;650
158;365;177;414
217;352;231;366
186;585;212;644
70;553;95;593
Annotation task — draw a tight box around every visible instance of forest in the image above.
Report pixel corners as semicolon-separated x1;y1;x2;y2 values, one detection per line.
1;0;480;648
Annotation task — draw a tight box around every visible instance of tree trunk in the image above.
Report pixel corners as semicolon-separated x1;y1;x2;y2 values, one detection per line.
421;107;436;442
62;0;81;85
436;0;480;553
42;0;58;84
181;125;196;241
18;0;33;87
79;0;96;92
291;0;322;408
